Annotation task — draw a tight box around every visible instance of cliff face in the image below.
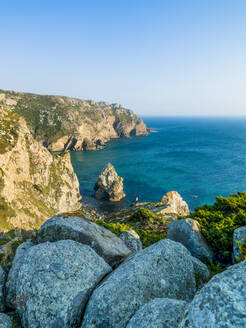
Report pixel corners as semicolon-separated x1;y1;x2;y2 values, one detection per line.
0;106;81;232
0;90;149;152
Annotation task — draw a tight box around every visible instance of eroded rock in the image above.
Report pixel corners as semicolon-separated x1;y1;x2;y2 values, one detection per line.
0;313;12;328
94;163;125;201
119;229;142;253
160;191;190;216
180;260;246;328
0;266;6;312
16;240;111;328
126;298;187;328
167;218;213;263
81;239;199;328
6;240;34;308
37;216;131;267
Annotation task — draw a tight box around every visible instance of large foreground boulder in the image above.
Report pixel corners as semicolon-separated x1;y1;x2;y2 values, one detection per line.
180;260;246;328
94;163;125;201
119;229;142;253
126;298;187;328
37;216;131;267
6;240;34;309
233;226;246;262
81;239;200;328
0;267;6;312
167;218;213;263
16;240;111;328
0;313;11;328
160;191;190;216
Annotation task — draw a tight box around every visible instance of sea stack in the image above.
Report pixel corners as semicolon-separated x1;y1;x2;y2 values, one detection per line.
94;163;125;201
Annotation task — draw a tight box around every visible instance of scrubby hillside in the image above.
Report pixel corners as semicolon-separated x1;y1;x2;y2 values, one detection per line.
0;89;149;152
0;106;81;232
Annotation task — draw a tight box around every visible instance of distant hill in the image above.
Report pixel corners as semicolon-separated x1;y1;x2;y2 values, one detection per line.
0;89;149;152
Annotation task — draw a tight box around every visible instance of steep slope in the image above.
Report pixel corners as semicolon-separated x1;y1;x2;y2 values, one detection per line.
0;106;81;231
0;90;149;152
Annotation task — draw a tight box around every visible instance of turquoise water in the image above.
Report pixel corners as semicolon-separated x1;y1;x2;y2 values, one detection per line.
70;117;246;213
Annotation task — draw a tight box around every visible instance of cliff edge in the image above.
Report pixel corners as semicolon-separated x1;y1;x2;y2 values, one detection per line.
0;106;81;231
0;90;149;152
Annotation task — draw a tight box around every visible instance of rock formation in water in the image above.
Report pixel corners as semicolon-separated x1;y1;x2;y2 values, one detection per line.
160;191;190;216
94;163;126;201
0;106;81;231
0;89;149;152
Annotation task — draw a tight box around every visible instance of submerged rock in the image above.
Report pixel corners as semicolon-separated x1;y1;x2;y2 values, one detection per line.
0;313;12;328
81;239;199;328
233;226;246;262
6;240;34;309
119;229;142;253
94;163;125;201
16;240;111;328
167;218;213;263
160;191;190;216
126;298;187;328
37;216;131;267
179;260;246;328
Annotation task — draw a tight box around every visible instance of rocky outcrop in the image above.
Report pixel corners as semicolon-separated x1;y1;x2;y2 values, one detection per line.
233;226;246;262
0;267;6;312
167;218;213;263
0;313;12;328
94;163;125;201
126;298;187;328
160;191;190;216
16;240;112;328
81;239;202;328
180;260;246;328
0;89;149;152
0;106;81;231
6;240;34;308
37;215;131;267
120;229;142;253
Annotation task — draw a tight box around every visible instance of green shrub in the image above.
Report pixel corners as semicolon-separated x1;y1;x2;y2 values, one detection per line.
129;208;156;223
96;217;166;248
236;237;246;261
191;192;246;261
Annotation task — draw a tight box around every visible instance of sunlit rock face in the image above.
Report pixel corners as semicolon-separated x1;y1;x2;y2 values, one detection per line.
94;163;126;201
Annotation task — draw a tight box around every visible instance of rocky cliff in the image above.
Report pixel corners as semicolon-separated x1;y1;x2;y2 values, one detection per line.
0;89;149;152
0;106;81;232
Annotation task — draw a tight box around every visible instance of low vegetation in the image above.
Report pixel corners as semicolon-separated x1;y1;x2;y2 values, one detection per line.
237;237;246;261
0;110;19;153
97;208;168;248
191;191;246;262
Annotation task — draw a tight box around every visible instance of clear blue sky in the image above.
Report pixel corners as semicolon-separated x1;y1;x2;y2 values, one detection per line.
1;0;246;116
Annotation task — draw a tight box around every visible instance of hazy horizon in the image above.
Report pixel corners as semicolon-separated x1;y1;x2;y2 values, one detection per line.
1;0;246;116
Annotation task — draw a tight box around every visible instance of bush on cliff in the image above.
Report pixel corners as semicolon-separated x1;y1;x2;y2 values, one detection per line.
191;192;246;262
96;208;167;248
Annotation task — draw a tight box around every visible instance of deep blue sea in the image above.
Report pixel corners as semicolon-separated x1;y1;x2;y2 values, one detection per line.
70;117;246;214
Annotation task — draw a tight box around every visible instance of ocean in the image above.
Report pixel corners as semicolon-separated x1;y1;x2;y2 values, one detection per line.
70;117;246;213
